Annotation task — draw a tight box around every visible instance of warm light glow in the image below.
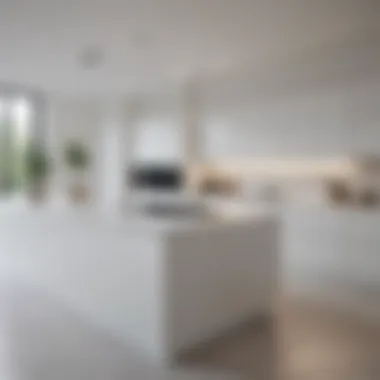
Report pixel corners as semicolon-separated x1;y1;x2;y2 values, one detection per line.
197;157;359;180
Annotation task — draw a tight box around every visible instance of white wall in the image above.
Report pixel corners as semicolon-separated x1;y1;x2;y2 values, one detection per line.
132;38;380;162
200;38;380;160
202;76;380;160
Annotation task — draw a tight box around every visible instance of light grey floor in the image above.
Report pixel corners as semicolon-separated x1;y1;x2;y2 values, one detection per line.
0;282;236;380
1;282;379;380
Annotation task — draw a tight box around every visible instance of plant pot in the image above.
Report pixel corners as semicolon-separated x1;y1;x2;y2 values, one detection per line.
68;182;89;204
27;182;48;204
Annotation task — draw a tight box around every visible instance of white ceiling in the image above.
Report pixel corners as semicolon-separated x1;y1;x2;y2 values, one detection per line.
0;0;379;94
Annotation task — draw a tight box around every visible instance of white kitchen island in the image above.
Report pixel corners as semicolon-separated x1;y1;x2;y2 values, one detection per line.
1;207;279;365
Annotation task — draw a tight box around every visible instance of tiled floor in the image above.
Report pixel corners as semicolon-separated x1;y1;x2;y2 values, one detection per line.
1;282;379;380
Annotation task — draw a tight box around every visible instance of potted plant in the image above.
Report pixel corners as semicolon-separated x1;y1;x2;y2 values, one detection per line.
24;143;50;203
64;140;90;203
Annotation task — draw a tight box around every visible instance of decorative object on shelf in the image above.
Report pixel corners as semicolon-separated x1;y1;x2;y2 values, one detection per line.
64;140;90;204
24;143;50;203
358;189;379;207
199;173;240;197
351;154;380;207
355;154;380;174
325;179;351;205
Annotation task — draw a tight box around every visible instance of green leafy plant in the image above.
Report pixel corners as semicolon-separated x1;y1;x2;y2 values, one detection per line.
24;143;50;186
64;141;90;171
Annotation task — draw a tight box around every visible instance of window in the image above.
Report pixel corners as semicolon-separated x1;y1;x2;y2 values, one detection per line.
0;88;45;196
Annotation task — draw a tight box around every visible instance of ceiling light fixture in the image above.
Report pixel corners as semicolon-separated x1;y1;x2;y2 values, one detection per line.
78;46;104;70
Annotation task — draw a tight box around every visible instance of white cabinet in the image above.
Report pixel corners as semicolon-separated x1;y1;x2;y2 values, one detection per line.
283;207;380;322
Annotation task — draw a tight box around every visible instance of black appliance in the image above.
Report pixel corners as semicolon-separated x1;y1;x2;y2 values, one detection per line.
129;164;184;191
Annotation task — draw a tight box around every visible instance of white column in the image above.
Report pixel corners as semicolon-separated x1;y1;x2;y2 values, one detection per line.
181;81;203;192
96;98;138;211
182;81;203;165
45;96;62;200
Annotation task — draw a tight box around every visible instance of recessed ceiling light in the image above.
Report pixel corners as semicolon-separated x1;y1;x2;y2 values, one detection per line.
132;32;152;49
78;46;104;70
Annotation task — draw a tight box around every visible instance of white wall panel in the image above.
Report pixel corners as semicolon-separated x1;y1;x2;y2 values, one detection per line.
202;73;380;159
